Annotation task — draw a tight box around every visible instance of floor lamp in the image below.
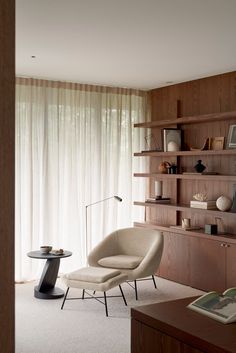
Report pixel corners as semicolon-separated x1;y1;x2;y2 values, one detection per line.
85;195;122;258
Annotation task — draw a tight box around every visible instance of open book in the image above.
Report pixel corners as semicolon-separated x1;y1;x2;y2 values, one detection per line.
188;288;236;324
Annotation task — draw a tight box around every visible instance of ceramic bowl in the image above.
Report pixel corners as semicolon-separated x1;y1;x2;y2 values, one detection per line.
40;246;52;254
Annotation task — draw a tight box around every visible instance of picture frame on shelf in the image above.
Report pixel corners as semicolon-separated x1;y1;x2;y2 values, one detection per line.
227;124;236;149
209;136;225;150
162;128;182;152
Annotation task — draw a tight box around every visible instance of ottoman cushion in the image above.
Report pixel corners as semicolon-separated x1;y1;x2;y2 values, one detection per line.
62;266;128;292
98;254;143;269
66;267;121;283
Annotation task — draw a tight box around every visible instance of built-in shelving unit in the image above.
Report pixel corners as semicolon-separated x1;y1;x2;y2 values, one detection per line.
133;74;236;293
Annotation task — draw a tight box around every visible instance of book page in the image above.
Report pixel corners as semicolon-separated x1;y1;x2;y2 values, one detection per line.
192;291;236;319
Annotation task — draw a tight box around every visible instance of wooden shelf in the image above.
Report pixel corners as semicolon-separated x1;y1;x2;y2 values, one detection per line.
133;173;236;181
134;110;236;128
134;221;236;243
134;149;236;157
134;201;236;217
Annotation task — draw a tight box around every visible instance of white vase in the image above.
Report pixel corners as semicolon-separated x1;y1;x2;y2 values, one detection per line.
167;141;179;152
216;196;232;212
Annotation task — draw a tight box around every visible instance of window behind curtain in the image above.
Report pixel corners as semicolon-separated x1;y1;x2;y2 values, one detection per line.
15;78;148;282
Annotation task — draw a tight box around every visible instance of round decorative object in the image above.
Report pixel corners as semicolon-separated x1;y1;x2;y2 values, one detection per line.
167;141;179;152
158;161;170;174
216;196;232;212
194;160;206;173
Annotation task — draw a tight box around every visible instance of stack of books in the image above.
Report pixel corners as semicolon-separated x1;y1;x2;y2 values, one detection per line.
146;197;171;204
190;200;216;209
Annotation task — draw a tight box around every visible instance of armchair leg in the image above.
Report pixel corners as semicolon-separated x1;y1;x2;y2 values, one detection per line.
152;275;157;289
134;280;138;300
61;287;70;310
119;285;127;306
104;292;108;317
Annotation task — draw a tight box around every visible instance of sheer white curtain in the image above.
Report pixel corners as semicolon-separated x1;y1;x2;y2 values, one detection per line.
15;78;148;282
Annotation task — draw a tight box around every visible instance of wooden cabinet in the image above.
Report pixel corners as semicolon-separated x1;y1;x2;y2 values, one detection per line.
156;230;236;292
133;72;236;292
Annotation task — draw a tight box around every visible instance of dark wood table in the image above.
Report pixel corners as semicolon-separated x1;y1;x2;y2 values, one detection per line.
27;250;72;299
131;297;236;353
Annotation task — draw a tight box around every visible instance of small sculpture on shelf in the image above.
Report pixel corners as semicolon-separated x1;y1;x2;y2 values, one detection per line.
193;193;207;202
194;160;206;173
158;161;171;174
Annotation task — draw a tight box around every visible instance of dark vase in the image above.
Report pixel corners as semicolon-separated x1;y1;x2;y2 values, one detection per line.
194;160;206;173
170;165;178;174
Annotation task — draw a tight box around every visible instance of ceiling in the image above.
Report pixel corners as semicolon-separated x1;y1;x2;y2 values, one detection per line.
16;0;236;90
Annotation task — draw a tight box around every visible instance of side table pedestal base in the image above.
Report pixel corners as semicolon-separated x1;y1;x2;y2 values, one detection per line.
34;286;64;299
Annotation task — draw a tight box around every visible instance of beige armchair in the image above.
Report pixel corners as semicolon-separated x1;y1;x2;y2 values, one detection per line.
88;227;163;299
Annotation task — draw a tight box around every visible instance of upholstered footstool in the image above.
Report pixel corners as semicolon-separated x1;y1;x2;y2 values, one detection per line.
61;266;128;316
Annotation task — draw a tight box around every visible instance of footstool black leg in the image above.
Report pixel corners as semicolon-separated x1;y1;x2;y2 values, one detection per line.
61;287;70;310
82;289;85;299
134;280;138;300
119;285;127;306
104;292;108;317
152;275;157;289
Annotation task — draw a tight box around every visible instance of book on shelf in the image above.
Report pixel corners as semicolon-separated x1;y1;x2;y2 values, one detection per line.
190;200;217;209
141;149;162;153
188;288;236;324
145;197;171;204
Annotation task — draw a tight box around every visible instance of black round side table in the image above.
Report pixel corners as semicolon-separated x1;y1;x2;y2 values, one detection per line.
27;250;72;299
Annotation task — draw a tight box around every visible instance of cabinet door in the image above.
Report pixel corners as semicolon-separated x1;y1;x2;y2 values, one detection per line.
159;232;190;286
226;242;236;288
190;237;226;292
131;319;204;353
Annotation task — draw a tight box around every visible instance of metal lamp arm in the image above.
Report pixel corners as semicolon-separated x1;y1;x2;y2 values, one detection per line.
86;195;122;208
86;196;115;209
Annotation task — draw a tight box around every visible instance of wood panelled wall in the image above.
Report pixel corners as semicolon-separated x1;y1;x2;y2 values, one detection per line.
151;72;236;121
148;72;236;236
0;0;15;352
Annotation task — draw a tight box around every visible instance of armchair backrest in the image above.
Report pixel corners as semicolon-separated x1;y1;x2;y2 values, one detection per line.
88;227;163;280
112;227;160;256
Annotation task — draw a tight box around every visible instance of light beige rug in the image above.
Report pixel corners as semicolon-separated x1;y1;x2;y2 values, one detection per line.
16;277;203;353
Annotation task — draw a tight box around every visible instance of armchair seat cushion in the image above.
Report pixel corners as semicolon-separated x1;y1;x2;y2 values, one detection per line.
65;267;121;283
98;254;143;269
